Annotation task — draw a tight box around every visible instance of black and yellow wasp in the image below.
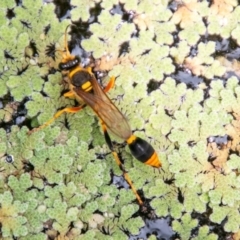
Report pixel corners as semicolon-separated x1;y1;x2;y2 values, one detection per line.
30;26;161;205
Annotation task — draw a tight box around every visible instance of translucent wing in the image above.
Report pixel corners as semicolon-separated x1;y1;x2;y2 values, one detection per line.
73;76;132;140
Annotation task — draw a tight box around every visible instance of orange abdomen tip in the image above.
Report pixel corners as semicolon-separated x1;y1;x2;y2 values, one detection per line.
127;136;161;167
144;151;161;168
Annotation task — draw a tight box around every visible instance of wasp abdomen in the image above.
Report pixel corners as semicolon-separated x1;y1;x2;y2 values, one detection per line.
128;137;161;168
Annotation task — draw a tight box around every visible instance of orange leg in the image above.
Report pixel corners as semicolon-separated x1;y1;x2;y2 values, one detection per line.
100;120;143;205
28;106;85;134
103;76;115;93
29;76;115;134
64;91;75;98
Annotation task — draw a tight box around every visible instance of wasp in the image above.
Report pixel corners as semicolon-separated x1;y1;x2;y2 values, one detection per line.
30;26;161;205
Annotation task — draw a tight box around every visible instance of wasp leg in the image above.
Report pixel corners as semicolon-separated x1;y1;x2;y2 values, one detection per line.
103;76;115;93
64;91;75;98
28;105;86;134
100;120;143;205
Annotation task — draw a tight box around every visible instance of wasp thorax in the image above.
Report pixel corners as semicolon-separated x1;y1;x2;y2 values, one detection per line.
71;71;92;88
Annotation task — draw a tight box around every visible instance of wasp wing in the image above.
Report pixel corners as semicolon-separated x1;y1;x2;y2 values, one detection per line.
73;76;132;140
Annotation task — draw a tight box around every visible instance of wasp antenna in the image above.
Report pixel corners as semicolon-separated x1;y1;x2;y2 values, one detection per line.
64;24;72;56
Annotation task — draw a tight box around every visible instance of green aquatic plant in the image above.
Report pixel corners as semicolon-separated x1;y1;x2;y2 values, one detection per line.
46;199;78;235
192;225;218;240
172;213;198;240
0;191;28;237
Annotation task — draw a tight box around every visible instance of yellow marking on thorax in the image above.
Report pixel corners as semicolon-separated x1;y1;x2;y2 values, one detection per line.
82;81;92;92
68;66;83;79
